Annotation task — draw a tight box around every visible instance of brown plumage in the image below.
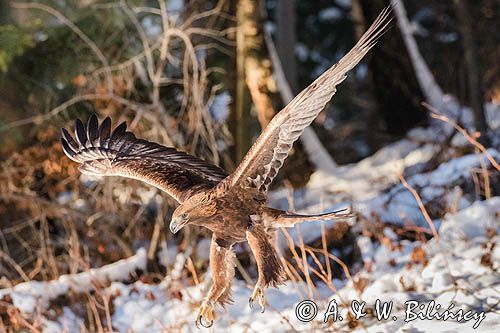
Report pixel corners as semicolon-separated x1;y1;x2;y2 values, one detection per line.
61;7;391;328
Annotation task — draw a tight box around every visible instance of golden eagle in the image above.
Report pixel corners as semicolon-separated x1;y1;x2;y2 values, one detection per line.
61;8;391;328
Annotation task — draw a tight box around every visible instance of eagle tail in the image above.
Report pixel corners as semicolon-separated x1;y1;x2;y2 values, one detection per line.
272;208;354;228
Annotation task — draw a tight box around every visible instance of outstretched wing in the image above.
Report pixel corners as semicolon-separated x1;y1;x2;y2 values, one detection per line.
61;114;227;203
226;7;392;193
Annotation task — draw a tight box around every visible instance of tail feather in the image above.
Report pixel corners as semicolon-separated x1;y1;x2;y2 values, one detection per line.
271;208;354;228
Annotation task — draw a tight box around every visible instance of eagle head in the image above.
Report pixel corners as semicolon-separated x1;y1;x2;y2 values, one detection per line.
170;192;215;234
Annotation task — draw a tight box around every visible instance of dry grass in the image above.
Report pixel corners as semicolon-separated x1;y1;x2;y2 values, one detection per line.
0;1;233;331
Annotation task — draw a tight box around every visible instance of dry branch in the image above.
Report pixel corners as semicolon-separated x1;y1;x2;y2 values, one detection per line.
422;102;500;172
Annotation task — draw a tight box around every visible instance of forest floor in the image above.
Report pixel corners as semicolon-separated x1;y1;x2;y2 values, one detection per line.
0;103;499;332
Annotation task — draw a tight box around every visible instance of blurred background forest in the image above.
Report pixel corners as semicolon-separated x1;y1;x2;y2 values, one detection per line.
0;0;499;332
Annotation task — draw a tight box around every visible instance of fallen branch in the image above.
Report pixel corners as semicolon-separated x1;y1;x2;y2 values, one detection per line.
423;102;500;172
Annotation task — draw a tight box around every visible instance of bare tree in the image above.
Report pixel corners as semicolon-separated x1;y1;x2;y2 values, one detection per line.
356;0;427;135
454;0;488;133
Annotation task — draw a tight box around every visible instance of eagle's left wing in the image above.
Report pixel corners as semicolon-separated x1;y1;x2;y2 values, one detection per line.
226;8;392;193
61;115;227;203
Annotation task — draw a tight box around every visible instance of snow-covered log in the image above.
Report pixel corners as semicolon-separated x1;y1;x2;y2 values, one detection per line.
0;248;147;313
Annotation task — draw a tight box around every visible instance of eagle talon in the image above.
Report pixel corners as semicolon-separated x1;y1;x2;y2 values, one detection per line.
195;300;214;328
249;285;266;313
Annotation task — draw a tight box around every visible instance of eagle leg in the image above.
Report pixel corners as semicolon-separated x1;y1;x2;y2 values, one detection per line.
196;235;234;328
246;225;286;313
217;248;236;306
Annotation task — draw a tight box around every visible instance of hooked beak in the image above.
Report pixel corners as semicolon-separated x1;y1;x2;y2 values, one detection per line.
170;215;188;234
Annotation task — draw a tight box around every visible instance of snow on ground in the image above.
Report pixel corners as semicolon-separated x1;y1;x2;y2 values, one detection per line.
1;108;499;332
362;149;499;227
24;198;498;332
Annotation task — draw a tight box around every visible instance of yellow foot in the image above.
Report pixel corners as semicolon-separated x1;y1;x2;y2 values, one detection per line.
195;299;215;328
248;285;266;313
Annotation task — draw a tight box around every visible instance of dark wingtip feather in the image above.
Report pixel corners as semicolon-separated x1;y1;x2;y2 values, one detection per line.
115;121;127;133
99;116;112;146
87;114;99;146
75;119;87;147
61;127;78;150
110;121;127;141
61;137;80;162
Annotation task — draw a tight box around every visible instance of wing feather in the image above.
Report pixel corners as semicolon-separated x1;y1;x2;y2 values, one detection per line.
99;116;112;146
227;7;392;192
87;114;99;146
61;116;227;203
74;119;87;147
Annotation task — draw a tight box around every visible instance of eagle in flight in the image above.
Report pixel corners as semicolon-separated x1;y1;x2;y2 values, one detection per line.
61;8;391;328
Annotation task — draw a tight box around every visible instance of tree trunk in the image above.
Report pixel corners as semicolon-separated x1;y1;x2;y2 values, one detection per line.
224;0;238;170
351;0;386;152
351;0;366;40
276;0;297;93
242;0;280;131
235;0;257;162
454;0;488;133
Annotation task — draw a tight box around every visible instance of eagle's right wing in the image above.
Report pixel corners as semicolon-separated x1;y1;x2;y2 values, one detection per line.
61;115;227;203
